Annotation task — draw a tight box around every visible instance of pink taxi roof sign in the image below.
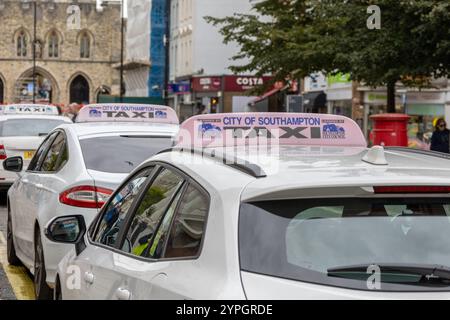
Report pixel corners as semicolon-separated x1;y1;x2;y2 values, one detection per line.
176;113;367;148
76;104;179;125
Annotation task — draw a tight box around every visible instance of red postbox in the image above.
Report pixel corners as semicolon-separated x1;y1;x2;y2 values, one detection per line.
370;113;410;147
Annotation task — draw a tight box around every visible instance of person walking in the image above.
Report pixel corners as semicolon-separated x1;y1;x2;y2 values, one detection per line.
430;118;450;154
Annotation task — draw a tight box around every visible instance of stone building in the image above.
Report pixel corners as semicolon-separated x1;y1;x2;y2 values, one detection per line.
0;0;122;106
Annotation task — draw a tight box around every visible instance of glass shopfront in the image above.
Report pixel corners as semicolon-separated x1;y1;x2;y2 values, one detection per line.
406;104;445;150
330;100;352;118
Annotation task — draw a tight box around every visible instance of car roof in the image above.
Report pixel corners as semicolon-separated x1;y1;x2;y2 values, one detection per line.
60;122;179;138
152;145;450;201
0;115;72;121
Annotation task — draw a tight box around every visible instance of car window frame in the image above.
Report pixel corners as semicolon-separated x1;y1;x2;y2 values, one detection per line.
88;165;159;248
152;179;210;261
26;131;59;172
114;167;187;259
114;161;211;263
86;161;211;263
38;129;69;174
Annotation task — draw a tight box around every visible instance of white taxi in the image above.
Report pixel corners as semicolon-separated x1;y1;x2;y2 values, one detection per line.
4;104;179;299
47;113;450;300
0;104;72;191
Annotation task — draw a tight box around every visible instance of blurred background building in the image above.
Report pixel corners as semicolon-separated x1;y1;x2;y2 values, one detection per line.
0;0;122;106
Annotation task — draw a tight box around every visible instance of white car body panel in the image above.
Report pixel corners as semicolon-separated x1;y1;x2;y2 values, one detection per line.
54;145;450;299
241;272;450;300
8;121;179;287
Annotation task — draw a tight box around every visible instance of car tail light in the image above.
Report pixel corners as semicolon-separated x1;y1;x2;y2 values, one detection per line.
0;145;7;160
59;186;113;209
374;186;450;194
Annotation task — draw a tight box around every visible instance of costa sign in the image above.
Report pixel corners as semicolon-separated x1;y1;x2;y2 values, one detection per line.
236;77;264;86
224;76;272;92
192;76;273;93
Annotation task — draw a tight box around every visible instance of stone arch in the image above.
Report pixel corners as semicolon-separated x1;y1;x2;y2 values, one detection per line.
75;29;95;45
68;72;92;104
44;28;64;45
94;85;111;103
76;29;95;59
15;67;60;103
45;28;63;58
12;27;32;44
12;27;32;57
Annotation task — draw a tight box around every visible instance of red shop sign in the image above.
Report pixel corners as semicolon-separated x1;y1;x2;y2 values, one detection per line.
224;75;273;92
192;77;222;92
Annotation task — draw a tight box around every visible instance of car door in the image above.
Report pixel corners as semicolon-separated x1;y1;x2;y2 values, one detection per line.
91;164;210;300
62;167;156;300
33;131;70;227
12;132;58;267
89;166;186;300
124;180;210;300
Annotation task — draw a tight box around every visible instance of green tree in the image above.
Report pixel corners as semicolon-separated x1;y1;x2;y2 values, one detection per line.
206;0;450;113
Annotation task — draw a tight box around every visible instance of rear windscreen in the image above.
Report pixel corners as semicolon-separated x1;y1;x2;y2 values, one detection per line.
0;119;67;137
80;135;173;173
239;197;450;291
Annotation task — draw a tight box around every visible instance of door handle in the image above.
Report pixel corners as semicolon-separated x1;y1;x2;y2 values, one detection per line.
115;287;132;300
36;183;44;189
84;271;95;285
22;179;29;184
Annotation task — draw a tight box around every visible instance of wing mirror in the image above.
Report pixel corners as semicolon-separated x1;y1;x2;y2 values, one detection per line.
3;156;23;172
45;215;87;255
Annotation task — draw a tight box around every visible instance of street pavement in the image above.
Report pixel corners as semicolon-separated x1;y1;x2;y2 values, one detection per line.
0;193;35;300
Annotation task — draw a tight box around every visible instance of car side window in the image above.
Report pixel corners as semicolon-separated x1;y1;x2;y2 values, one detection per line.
122;168;184;258
40;132;67;172
143;190;183;258
27;132;58;171
93;168;154;247
163;184;209;259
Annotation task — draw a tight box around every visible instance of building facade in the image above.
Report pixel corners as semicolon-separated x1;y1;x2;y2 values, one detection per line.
168;0;263;119
0;0;122;106
301;72;450;149
124;0;167;99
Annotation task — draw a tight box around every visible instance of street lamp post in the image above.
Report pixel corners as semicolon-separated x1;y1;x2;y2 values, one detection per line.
32;0;37;104
120;0;124;102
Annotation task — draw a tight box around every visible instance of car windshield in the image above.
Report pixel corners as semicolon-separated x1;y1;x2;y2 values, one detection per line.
0;119;67;137
80;135;173;173
239;197;450;291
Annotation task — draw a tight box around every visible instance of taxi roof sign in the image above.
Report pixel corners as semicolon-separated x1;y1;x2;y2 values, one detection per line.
76;104;179;125
2;104;59;115
176;113;367;148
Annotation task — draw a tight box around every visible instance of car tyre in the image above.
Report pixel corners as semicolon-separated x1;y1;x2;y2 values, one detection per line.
34;230;53;300
6;212;21;266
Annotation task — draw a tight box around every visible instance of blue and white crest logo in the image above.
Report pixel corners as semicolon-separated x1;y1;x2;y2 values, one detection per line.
198;123;222;138
89;109;102;117
155;110;167;119
323;124;346;139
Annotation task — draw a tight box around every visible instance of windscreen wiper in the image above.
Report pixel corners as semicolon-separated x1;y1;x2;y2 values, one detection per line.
328;263;450;281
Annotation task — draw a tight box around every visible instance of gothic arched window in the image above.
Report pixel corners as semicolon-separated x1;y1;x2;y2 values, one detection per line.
80;33;90;58
48;32;59;58
17;31;28;57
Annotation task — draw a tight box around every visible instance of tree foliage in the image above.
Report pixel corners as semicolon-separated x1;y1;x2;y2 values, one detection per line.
206;0;450;111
